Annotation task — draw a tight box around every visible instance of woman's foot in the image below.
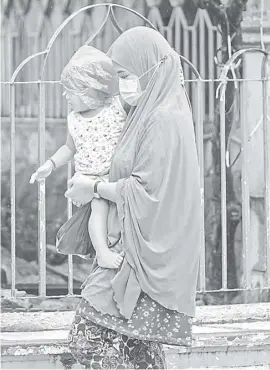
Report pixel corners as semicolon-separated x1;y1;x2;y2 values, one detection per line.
97;250;124;269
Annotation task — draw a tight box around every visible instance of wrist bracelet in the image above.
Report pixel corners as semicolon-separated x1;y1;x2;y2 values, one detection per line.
94;180;102;199
48;158;56;170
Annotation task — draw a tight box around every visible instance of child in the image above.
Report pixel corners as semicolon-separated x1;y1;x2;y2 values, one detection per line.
30;45;127;269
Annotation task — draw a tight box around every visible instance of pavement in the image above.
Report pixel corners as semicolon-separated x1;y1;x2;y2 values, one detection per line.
1;321;270;346
1;303;270;368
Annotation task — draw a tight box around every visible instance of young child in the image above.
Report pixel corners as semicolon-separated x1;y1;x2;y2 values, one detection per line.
30;45;127;269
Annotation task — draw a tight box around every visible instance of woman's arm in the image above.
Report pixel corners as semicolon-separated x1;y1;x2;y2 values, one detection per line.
97;182;117;203
65;176;118;205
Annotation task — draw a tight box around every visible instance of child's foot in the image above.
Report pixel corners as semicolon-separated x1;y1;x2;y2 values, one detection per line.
97;250;124;269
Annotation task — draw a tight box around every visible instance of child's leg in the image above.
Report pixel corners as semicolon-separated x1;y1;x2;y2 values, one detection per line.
89;199;123;269
89;199;108;247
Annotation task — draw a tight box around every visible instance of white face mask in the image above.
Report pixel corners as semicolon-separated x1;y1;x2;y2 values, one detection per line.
119;77;143;106
118;53;171;106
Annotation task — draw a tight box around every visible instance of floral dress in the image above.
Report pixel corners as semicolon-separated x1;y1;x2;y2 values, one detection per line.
68;96;126;177
69;262;192;369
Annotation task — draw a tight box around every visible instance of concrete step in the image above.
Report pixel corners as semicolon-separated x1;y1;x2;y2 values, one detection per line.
2;302;270;332
1;322;270;369
1;304;270;368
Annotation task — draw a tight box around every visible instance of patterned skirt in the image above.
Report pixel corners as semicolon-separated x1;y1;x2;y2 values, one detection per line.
68;314;167;369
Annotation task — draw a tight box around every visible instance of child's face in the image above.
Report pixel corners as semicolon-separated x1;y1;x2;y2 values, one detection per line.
65;92;89;113
64;89;105;112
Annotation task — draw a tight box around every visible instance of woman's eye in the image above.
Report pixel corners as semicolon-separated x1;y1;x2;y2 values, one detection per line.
119;72;129;79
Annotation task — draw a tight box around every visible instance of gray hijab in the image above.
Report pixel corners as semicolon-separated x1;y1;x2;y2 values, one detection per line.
106;27;201;318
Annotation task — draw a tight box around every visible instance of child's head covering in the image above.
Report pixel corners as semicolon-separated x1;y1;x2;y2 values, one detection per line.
61;45;119;108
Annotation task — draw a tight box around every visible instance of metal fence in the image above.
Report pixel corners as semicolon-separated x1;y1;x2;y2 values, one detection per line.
1;3;270;301
1;0;222;119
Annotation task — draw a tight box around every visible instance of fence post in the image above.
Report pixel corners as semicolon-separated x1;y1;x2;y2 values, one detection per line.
10;82;16;297
38;82;47;296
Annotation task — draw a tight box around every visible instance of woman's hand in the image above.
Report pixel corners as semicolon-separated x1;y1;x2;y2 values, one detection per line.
65;173;95;205
29;161;54;184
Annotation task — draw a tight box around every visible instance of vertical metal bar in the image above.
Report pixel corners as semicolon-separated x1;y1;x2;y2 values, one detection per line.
191;29;197;108
56;85;62;119
262;76;270;287
166;26;172;47
183;26;189;98
0;86;2;249
240;80;251;289
208;29;214;122
199;11;206;119
10;83;16;297
33;37;39;117
53;50;57;119
67;161;74;295
62;34;68;118
216;30;222;77
220;90;228;289
38;82;46;296
174;9;181;54
196;79;206;292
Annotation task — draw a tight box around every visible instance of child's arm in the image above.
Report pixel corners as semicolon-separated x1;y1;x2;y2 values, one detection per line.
30;130;75;184
50;131;76;168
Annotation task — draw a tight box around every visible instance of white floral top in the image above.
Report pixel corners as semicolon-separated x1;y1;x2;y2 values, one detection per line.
68;97;126;176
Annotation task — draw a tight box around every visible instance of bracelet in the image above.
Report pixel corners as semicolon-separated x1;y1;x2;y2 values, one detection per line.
93;180;102;199
48;158;56;170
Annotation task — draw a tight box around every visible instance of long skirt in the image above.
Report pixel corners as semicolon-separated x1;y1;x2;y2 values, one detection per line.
68;314;167;369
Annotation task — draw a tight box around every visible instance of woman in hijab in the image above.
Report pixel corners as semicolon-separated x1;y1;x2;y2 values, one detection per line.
66;26;201;369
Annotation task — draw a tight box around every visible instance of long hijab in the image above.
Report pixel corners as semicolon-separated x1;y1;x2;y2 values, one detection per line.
107;27;201;318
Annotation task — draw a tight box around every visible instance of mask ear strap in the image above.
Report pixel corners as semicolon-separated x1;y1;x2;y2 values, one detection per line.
139;51;172;80
139;63;159;80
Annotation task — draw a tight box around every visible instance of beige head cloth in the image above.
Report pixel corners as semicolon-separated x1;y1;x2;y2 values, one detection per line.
61;45;119;107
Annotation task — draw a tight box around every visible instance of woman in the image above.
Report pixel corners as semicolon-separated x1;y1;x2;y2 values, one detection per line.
66;27;201;369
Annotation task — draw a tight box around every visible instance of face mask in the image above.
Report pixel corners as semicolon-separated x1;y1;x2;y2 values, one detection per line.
119;77;143;106
119;52;171;106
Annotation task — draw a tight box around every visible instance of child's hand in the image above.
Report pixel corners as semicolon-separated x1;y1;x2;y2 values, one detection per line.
29;161;54;184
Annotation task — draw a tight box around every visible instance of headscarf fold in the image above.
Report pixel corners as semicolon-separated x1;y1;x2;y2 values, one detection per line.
106;27;201;318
